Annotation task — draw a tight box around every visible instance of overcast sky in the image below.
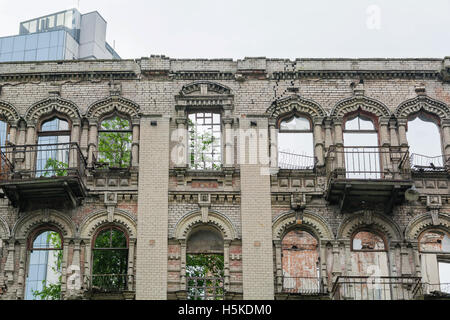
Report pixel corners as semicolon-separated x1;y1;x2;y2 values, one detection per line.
0;0;449;60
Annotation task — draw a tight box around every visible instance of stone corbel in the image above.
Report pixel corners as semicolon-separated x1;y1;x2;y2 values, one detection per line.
109;80;122;97
4;241;15;284
427;195;442;225
104;192;118;222
291;193;306;224
198;193;211;223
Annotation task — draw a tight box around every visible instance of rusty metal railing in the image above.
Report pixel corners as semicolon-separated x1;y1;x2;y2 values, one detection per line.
281;276;326;295
187;277;224;300
331;276;422;300
278;151;317;170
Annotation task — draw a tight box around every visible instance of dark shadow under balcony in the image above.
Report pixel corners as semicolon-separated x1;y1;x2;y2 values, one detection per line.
331;276;423;300
325;146;413;213
0;143;87;210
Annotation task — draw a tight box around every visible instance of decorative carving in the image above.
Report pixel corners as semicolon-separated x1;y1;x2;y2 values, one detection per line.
79;209;137;239
180;81;231;96
86;96;141;119
331;95;391;118
25;97;81;122
395;95;450;119
266;95;326;118
272;210;334;241
174;210;237;241
337;211;402;241
0;100;20;122
405;212;450;240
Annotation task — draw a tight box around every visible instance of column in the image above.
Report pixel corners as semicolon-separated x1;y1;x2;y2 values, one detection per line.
379;117;392;173
83;240;91;288
239;117;274;299
269;118;278;169
180;240;187;290
224;240;231;292
127;238;136;291
441;119;450;160
313;117;325;166
87;118;98;167
69;119;81;169
274;241;282;293
333;118;344;170
135;115;170;300
24;120;36;172
223;118;234;168
131;117;140;167
17;240;27;299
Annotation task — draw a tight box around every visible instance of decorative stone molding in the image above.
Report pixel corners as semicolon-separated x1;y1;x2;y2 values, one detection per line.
174;210;238;241
179;81;231;96
0;216;10;240
25;97;81;122
272;210;334;241
405;212;450;240
266;95;326;118
0;100;20;122
86;96;141;119
395;95;450;119
79;208;137;239
331;95;391;118
337;211;402;241
12;209;76;240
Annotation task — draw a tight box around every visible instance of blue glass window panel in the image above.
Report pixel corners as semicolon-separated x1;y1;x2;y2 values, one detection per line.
36;48;49;61
57;46;64;60
0;39;2;53
48;47;58;60
11;51;24;62
49;31;59;47
13;36;26;52
58;31;65;47
24;50;37;61
37;32;51;49
2;37;13;53
0;52;13;62
25;34;38;50
0;121;7;146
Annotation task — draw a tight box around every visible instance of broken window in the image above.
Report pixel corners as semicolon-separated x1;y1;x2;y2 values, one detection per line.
92;227;129;292
438;261;450;293
419;230;450;253
186;226;224;300
37;117;70;177
343;114;380;179
407;113;443;170
188;112;221;170
351;231;389;300
25;230;62;300
98;115;132;168
278;115;315;169
281;229;320;294
0;118;10;180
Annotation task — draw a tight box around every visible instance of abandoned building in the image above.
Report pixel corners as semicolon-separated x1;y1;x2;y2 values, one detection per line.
0;56;449;300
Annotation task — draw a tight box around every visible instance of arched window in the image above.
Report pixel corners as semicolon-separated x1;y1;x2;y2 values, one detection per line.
0;118;10;179
350;230;389;300
419;230;450;293
92;226;129;292
98;115;132;168
407;113;444;170
37;117;70;177
186;226;224;300
188;112;222;170
278;115;315;169
281;229;320;294
25;230;62;300
343;113;380;179
0;118;8;146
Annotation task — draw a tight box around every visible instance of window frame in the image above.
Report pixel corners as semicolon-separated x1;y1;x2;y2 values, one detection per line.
350;229;388;253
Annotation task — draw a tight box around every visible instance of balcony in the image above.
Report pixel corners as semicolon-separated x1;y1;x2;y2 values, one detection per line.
331;276;423;300
0;143;87;209
422;283;450;299
410;153;449;173
276;276;328;299
84;274;135;300
278;151;317;171
326;146;413;213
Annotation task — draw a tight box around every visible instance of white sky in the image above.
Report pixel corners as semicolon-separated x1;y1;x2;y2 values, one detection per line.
0;0;449;60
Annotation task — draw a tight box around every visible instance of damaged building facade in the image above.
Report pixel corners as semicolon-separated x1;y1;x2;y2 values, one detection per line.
0;56;449;300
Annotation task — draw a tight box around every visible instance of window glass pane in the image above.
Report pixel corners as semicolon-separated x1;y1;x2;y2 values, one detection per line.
56;13;65;27
25;34;38;50
33;231;61;249
24;50;37;61
2;37;13;53
47;16;55;28
65;11;73;28
280;116;311;131
38;32;51;49
41;118;69;131
11;51;24;62
13;36;26;52
29;20;37;33
36;48;49;61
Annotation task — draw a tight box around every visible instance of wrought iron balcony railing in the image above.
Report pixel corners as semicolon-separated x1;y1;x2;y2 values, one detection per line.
0;142;87;181
278;151;317;170
410;153;449;172
331;276;422;300
86;274;132;293
326;146;411;180
187;277;224;300
423;282;450;295
281;276;327;295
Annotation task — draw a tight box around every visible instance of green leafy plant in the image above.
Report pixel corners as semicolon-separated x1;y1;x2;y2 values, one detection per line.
186;254;224;300
43;158;68;177
98;117;132;168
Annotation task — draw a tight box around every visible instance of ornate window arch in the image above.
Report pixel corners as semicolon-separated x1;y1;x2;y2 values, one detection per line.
25;97;81;125
0;100;20;146
331;95;391;119
86;96;140;168
395;95;450;120
175;81;234;170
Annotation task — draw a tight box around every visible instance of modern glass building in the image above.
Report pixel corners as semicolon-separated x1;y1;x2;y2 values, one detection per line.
0;8;120;62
